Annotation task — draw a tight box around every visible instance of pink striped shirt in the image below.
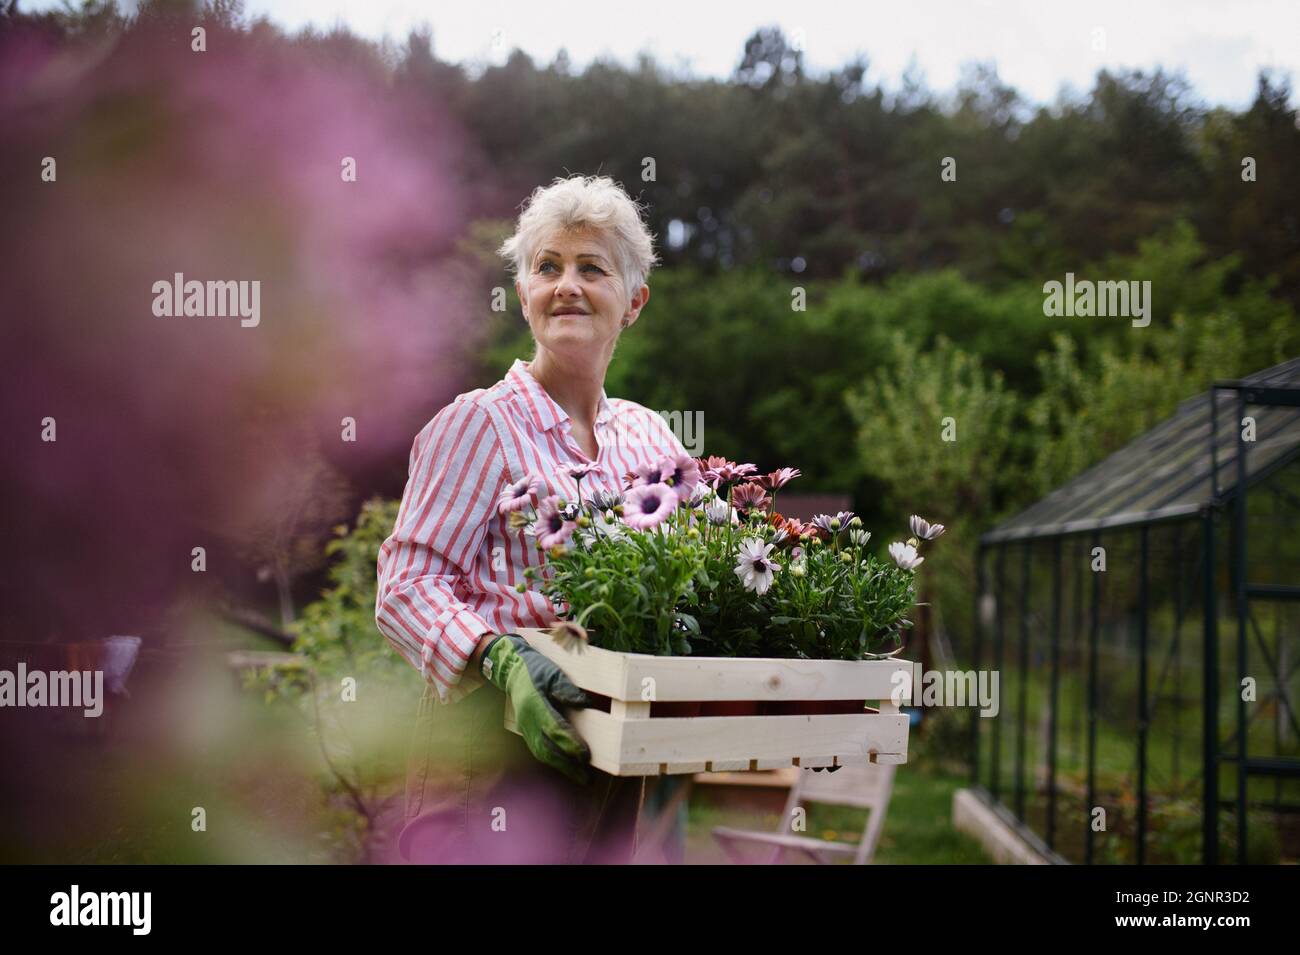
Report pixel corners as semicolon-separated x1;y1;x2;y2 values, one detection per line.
376;357;690;704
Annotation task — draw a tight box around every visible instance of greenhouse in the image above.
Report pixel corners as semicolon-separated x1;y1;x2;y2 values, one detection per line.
972;358;1300;864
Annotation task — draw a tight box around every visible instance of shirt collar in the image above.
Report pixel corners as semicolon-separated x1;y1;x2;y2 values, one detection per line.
507;358;614;432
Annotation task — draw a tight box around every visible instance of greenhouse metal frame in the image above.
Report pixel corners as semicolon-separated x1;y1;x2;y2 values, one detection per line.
970;358;1300;864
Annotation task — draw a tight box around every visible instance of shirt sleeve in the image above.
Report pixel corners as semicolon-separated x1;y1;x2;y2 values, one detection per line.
376;398;505;704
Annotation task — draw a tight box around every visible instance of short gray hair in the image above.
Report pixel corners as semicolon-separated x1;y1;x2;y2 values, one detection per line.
497;175;659;304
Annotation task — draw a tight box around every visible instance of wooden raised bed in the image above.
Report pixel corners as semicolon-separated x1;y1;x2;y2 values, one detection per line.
502;628;912;777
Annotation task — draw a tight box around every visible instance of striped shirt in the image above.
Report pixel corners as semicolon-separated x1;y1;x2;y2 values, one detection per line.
376;357;690;704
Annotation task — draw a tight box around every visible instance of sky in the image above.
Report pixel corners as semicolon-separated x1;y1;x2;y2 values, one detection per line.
29;0;1300;108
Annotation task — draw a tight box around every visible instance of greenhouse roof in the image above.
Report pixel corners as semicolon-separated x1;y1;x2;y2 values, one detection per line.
982;358;1300;544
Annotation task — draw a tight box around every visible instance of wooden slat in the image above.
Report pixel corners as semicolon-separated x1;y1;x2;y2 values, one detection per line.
693;767;801;787
565;708;908;776
705;759;752;772
516;628;912;702
613;712;910;765
798;761;890;807
795;755;836;768
611;700;650;719
664;761;709;774
618;762;664;775
714;827;857;855
500;632;913;776
504;709;910;776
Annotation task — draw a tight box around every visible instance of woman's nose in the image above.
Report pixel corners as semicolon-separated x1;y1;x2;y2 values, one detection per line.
554;266;582;297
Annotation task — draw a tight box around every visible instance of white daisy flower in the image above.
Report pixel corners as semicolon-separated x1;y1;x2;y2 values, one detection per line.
888;541;924;571
733;537;781;594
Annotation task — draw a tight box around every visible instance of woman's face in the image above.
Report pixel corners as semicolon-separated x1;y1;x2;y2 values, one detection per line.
517;226;647;363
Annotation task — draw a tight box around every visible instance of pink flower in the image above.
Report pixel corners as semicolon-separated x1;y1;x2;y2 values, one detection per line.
561;462;600;481
731;481;770;514
535;495;576;550
623;482;678;530
698;455;757;488
658;454;701;502
497;473;543;515
758;467;801;491
632;459;674;486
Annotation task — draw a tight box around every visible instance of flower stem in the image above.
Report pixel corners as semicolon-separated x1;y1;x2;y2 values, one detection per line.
726;484;736;558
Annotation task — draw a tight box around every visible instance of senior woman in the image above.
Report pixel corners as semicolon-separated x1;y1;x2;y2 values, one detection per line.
376;175;690;864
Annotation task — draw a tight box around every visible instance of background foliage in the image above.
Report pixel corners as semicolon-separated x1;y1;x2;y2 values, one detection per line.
7;1;1297;864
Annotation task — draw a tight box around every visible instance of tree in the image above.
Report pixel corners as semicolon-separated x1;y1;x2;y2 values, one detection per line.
734;25;804;91
845;334;1023;658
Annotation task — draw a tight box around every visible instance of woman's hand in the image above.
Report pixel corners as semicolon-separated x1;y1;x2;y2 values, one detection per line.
479;632;596;785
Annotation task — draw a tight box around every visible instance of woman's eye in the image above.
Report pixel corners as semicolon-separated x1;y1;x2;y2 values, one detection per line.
537;260;604;275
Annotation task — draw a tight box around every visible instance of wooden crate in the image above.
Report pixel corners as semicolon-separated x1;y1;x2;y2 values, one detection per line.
502;628;912;777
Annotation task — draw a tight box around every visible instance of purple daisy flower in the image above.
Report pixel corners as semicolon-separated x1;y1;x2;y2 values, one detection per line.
686;482;711;508
535;495;576;550
659;454;702;502
561;462;600;481
632;459;674;487
909;515;946;541
811;510;856;534
588;487;624;512
623;482;678;530
704;497;739;526
497;473;543;515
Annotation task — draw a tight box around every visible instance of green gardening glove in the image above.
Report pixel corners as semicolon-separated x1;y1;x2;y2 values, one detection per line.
480;633;595;785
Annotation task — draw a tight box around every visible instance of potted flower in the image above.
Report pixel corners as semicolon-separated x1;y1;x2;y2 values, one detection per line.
496;455;942;775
